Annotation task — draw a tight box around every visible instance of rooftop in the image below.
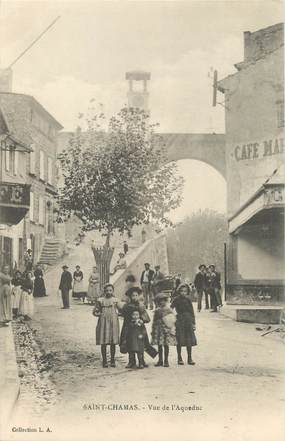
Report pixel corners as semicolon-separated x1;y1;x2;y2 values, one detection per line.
0;92;63;130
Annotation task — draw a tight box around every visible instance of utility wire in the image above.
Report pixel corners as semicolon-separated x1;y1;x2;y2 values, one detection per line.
7;15;61;69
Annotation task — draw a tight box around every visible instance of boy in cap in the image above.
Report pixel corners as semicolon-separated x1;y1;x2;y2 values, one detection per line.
194;264;209;312
140;263;154;309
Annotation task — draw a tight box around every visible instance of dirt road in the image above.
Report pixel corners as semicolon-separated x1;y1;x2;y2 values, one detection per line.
7;245;285;441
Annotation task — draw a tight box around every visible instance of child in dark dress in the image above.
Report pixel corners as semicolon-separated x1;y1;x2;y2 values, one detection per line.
171;283;197;365
126;310;147;369
120;287;150;369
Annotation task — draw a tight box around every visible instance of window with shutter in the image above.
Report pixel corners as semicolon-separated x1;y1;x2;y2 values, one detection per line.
30;192;34;221
13;151;18;175
40;150;45;180
5;149;10;171
30;149;36;175
39;197;45;225
47;157;53;185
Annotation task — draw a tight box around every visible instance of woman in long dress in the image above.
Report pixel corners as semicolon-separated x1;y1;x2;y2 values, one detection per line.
33;265;46;297
11;270;23;319
87;266;100;304
19;271;34;320
72;265;85;301
0;265;12;326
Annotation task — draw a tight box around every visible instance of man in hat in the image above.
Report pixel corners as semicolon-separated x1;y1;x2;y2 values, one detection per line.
59;265;72;309
24;249;33;272
140;263;154;309
208;264;222;312
123;241;129;255
194;264;209;312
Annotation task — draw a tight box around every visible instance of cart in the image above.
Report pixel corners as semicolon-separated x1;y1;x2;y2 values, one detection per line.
152;276;175;301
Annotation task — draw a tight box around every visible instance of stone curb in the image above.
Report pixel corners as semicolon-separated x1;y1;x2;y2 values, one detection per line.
0;325;20;438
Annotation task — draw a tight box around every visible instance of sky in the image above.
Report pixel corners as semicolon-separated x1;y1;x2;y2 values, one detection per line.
0;0;283;221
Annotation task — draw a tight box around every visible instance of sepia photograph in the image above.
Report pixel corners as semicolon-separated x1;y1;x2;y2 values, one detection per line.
0;1;284;440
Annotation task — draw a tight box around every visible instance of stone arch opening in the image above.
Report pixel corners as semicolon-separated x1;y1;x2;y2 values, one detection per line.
161;133;226;179
169;158;227;223
166;158;227;284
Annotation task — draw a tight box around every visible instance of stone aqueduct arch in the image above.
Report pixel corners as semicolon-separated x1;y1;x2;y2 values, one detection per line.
58;132;227;179
161;133;226;179
125;71;226;180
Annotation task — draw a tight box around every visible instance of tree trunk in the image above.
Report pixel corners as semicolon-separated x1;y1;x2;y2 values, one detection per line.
105;232;111;248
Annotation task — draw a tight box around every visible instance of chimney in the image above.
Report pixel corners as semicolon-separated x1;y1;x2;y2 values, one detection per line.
243;31;251;62
0;68;13;92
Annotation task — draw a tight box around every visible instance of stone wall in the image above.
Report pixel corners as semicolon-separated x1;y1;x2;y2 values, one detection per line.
244;23;284;63
226;284;285;305
0;326;20;433
160;133;226;178
112;233;169;299
224;46;284;217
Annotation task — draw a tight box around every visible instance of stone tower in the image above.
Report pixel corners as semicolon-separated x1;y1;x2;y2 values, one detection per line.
126;71;151;111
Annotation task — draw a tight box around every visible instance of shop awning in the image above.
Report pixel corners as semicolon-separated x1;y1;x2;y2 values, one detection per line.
229;182;285;233
0;182;30;225
0;133;32;152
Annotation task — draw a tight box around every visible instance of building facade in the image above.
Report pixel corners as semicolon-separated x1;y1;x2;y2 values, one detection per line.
0;108;31;270
218;23;284;305
0;90;63;269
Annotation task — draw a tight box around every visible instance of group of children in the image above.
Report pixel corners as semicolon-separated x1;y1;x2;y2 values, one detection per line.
92;282;197;368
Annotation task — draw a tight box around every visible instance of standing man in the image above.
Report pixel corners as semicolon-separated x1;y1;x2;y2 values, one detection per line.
140;263;154;309
194;264;209;312
208;264;223;312
59;265;72;309
123;241;129;255
141;229;147;244
24;249;33;272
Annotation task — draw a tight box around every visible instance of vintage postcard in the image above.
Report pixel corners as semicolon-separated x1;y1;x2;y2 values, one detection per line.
0;1;284;441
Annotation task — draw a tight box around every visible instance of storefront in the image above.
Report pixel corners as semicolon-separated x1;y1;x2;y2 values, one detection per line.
0;182;30;270
227;175;284;305
217;23;284;308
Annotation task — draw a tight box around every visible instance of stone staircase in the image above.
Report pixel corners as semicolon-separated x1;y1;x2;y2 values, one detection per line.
38;238;66;266
111;233;169;300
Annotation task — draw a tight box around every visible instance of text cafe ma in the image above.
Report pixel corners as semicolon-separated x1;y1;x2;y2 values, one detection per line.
234;137;284;161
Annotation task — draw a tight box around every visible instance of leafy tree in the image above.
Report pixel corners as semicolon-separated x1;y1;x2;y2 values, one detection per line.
58;105;184;247
167;209;227;281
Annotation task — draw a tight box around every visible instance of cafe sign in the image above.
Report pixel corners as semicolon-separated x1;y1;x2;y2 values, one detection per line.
229;183;284;233
264;185;284;206
0;182;30;225
0;182;30;207
234;137;284;161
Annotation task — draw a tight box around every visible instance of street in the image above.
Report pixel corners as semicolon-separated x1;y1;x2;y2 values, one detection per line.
8;241;285;441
